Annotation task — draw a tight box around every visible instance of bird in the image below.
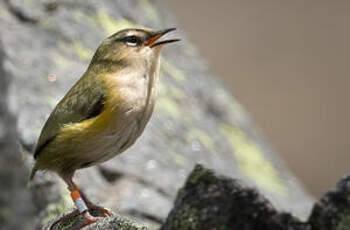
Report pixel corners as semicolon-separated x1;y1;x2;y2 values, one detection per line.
29;27;179;228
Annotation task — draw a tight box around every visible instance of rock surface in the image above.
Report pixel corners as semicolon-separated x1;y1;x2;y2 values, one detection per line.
309;174;350;230
42;164;350;229
162;164;309;230
45;213;148;230
162;165;350;230
0;0;315;229
0;39;37;230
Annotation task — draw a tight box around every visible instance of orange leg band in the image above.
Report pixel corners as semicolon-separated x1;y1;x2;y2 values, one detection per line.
70;189;88;213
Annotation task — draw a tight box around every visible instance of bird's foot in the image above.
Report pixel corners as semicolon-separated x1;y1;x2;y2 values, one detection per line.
79;189;113;217
81;211;103;227
50;210;103;230
86;202;113;217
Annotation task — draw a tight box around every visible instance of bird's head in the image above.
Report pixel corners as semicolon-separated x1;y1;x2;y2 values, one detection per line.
90;27;179;68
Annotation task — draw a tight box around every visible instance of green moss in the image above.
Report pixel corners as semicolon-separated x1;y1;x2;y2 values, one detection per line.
219;124;287;195
95;10;137;36
186;129;216;153
173;204;199;229
71;41;93;61
335;211;350;230
105;217;148;230
187;165;216;185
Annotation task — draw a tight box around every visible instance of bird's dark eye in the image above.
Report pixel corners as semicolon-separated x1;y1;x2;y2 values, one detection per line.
124;36;141;46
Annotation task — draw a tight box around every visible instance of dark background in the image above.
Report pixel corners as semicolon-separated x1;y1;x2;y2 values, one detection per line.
155;0;350;197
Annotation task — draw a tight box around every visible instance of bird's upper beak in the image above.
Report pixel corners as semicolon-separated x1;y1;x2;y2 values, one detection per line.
145;28;180;48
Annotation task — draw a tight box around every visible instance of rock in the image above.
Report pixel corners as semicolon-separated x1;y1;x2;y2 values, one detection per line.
309;174;350;230
84;217;148;230
163;165;350;230
0;0;313;229
162;164;309;230
43;212;148;230
42;165;350;230
0;40;36;230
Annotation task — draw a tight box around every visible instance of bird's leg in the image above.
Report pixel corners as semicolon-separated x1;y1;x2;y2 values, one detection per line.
50;173;113;230
79;189;113;217
50;174;103;229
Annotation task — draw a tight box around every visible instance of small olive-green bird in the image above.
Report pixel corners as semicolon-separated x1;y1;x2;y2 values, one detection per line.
29;27;179;227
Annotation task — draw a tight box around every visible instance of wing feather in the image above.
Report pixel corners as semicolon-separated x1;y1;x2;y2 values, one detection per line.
34;75;105;159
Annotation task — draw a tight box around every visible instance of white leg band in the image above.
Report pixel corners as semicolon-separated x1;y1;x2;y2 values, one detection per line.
75;197;88;213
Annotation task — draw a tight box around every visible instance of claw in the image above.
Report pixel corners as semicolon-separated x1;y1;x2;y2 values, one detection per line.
88;203;113;217
50;210;103;230
82;211;102;225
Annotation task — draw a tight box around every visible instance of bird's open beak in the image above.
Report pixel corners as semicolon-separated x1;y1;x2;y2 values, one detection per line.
145;28;180;48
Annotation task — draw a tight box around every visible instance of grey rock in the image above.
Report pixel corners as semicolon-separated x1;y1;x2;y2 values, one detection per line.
0;40;36;230
44;212;148;230
309;174;350;230
162;164;310;230
43;165;350;230
0;0;314;229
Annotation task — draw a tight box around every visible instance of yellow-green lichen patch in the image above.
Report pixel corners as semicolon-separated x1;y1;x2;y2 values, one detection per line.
156;96;181;118
169;150;188;166
139;0;160;24
53;52;73;70
156;82;183;118
186;129;217;153
95;10;137;36
219;124;287;195
41;189;73;226
71;41;93;61
161;59;186;82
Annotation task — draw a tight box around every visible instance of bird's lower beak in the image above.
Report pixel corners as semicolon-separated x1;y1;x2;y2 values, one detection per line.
145;28;180;48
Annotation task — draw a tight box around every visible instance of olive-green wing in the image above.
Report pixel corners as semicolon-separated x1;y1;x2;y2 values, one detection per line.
34;75;105;159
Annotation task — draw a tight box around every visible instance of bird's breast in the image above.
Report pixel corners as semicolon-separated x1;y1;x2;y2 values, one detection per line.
101;67;158;144
83;68;158;164
59;61;161;168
